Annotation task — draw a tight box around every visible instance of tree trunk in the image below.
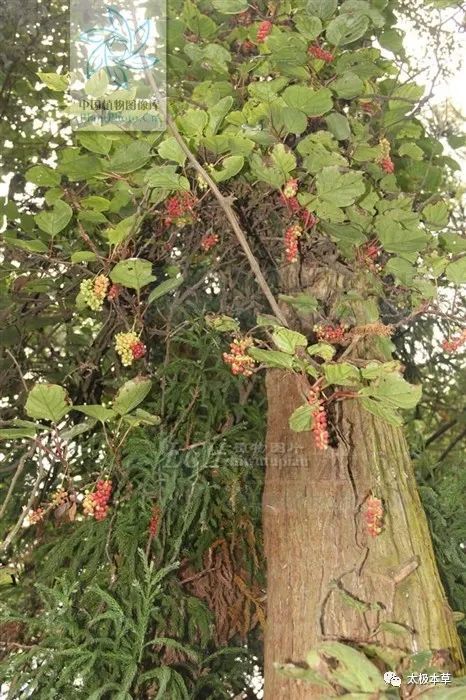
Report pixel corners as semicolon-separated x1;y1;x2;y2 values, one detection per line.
262;264;464;698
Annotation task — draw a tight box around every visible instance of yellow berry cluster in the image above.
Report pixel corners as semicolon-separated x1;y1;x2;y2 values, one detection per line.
114;331;143;366
80;274;110;311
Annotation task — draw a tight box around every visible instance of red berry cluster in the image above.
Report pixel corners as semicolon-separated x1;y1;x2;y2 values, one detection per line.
107;284;121;301
365;496;384;537
284;224;303;263
131;340;146;360
83;480;112;521
201;233;219;251
279;193;317;230
223;337;256;377
149;504;161;537
442;329;466;353
164;193;197;227
314;323;348;344
308;44;334;62
256;20;272;43
307;390;329;451
380;156;395;174
378;138;395;174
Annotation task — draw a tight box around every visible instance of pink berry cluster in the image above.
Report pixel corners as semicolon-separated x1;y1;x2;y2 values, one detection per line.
280;182;317;231
308;44;334;62
314;323;349;345
149;504;160;537
256;20;272;43
378;138;395;174
164;192;197;227
83;479;112;521
365;496;384;537
284;224;303;263
107;283;121;301
442;329;466;353
80;274;110;311
223;337;256;377
201;233;219;252
307;389;330;451
115;331;146;366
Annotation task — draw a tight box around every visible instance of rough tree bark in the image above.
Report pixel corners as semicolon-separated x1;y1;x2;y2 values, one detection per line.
262;261;464;699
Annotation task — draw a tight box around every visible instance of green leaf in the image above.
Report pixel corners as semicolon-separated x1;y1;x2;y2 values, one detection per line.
145;166;190;191
281;108;308;135
326;14;369;46
109;141;152;174
248;348;294;369
0;427;37;440
422;201;449;228
271;143;296;178
272;328;308;354
25;384;71;422
58;154;101;181
147;276;183;304
4;236;48;253
316;167;365;207
113;377;152;415
26;165;61;187
106;215;137;247
307;343;336;360
398;142;423;160
70;251;98;263
325;112;351;141
289;403;314;432
35;200;72;237
85;69;109;98
377;621;411;636
211;0;247;14
294;15;322;40
205;314;240;332
210;155;244;182
324;363;360;386
278;293;318;313
110;259;156;291
73;405;116;422
157;137;186;166
78;132;112;155
445;257;466;285
37;71;68;91
366;373;422;409
206;96;234;136
331;72;363;99
385;257;416;285
307;0;338;19
307;642;386;693
282;86;333;117
81;196;111;211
